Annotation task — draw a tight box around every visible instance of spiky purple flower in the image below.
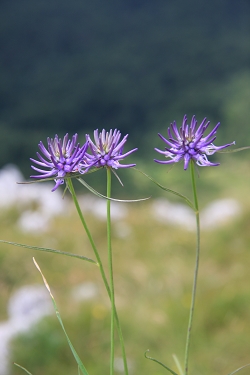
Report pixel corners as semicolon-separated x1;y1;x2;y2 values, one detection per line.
154;115;235;170
30;134;88;191
82;129;137;170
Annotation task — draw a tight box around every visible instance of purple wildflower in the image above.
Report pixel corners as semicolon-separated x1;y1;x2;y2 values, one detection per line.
30;134;88;191
82;129;137;170
154;115;235;170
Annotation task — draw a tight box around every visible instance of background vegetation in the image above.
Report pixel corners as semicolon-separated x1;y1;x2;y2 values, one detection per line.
0;0;250;174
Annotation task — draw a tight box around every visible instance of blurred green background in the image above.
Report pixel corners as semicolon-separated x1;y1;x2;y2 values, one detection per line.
1;0;250;374
0;0;250;174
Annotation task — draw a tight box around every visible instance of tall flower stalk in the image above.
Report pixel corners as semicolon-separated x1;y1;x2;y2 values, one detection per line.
106;168;115;375
83;128;137;375
153;115;234;375
66;177;129;375
184;160;200;375
29;130;136;375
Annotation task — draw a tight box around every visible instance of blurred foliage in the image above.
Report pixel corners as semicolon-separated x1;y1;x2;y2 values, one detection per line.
0;159;250;374
0;0;250;175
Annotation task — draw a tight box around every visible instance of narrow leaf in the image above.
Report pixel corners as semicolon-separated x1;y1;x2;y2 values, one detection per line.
0;240;97;264
33;258;90;375
17;176;60;185
218;146;250;154
134;168;194;210
228;363;250;375
111;168;124;186
14;363;33;375
172;354;184;375
17;168;101;185
77;177;150;202
144;350;179;375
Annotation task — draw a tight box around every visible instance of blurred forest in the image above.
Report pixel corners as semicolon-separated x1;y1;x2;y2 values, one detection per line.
0;0;250;175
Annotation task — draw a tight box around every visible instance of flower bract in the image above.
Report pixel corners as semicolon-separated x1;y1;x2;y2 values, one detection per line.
30;134;88;191
82;129;137;170
154;115;235;170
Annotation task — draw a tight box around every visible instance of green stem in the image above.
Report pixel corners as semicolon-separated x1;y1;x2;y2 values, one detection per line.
184;161;200;375
107;168;115;375
67;178;108;288
67;178;129;375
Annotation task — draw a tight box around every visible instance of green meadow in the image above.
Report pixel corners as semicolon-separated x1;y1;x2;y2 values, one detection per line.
1;157;250;375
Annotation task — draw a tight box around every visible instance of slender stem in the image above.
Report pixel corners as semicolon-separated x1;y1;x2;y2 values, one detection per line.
184;161;200;375
67;178;129;375
106;168;115;375
67;178;109;291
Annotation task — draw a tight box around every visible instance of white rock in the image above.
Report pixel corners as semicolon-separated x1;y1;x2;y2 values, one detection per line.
152;198;195;231
0;165;24;208
200;198;241;229
79;194;128;221
0;164;67;233
152;197;242;231
71;282;98;301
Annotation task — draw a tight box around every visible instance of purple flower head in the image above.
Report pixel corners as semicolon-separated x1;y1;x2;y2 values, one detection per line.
154;115;235;170
30;134;88;191
82;129;137;170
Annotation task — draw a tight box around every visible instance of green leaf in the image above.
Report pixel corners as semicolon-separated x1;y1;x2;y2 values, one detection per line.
144;350;179;375
33;258;90;375
0;240;97;265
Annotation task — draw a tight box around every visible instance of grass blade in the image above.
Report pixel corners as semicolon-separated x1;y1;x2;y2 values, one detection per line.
218;146;250;153
14;363;33;375
0;240;97;264
33;258;90;375
134;168;194;210
172;354;184;375
145;350;179;375
228;364;250;375
77;177;150;202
